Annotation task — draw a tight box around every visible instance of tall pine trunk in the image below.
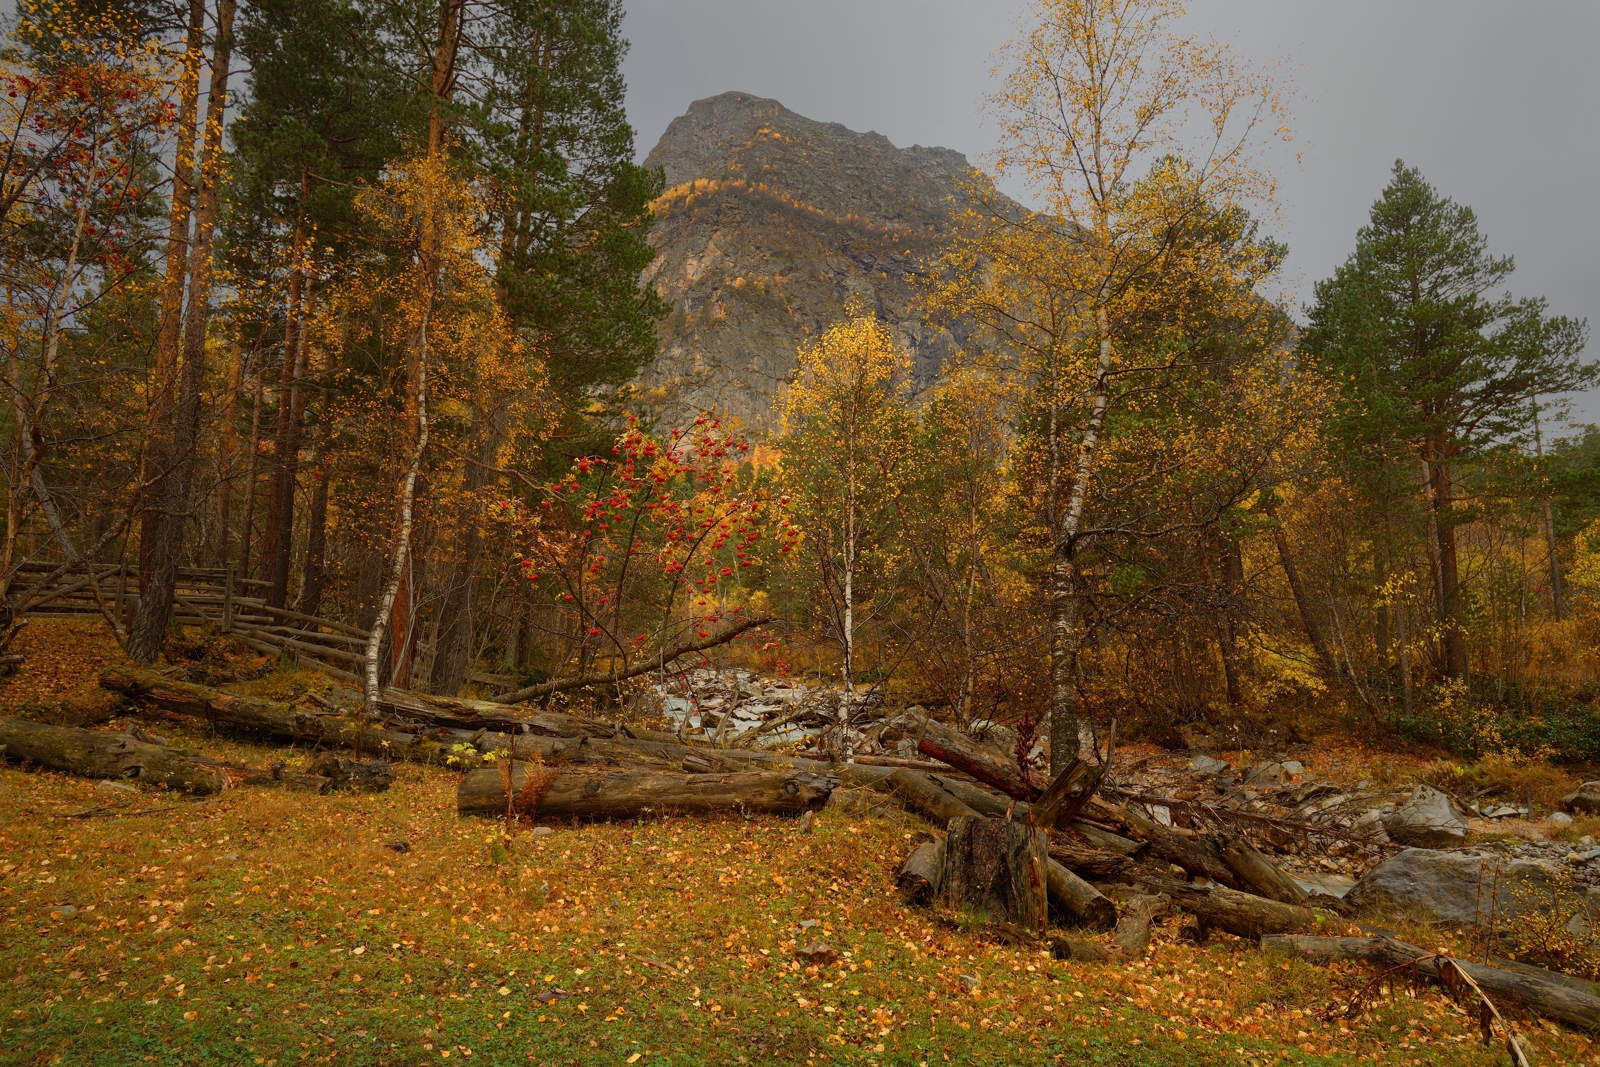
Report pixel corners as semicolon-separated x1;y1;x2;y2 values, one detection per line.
130;0;234;663
261;179;310;609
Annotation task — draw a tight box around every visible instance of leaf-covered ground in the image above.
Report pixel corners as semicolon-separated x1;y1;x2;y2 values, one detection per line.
3;718;1594;1067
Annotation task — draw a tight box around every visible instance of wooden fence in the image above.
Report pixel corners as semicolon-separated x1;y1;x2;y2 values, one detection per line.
9;561;519;692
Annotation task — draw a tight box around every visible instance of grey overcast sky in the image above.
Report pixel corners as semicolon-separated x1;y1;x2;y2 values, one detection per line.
620;0;1600;423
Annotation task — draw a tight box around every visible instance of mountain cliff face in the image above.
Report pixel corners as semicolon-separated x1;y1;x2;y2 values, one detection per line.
637;92;978;431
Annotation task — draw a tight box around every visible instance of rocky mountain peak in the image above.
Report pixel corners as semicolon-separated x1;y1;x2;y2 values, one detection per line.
637;92;978;431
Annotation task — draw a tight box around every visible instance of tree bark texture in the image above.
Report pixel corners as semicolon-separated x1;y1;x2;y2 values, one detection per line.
1219;834;1309;905
457;765;836;820
938;816;1048;934
1263;934;1600;1030
883;768;982;828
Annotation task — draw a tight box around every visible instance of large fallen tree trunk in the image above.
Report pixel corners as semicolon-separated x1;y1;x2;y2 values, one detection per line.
0;716;230;794
939;815;1048;934
1147;879;1319;939
0;716;353;794
878;711;1046;802
1046;838;1133;880
100;664;622;768
1052;894;1169;962
1264;934;1600;1030
457;765;836;820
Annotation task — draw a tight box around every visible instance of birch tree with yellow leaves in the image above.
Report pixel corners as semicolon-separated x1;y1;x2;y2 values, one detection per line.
778;306;914;745
930;0;1295;768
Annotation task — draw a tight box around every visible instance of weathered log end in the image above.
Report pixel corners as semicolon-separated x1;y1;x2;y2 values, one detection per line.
939;816;1049;935
1045;858;1117;930
457;765;836;821
1050;893;1169;962
897;840;945;904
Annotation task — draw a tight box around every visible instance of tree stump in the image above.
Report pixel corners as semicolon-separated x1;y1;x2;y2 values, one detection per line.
938;816;1048;934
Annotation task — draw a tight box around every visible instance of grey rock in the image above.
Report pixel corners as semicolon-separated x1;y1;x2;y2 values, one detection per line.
1188;755;1230;775
530;826;554;838
1347;848;1558;925
1548;811;1575;827
1560;782;1600;815
48;905;77;920
1382;785;1468;848
96;779;136;793
796;940;837;964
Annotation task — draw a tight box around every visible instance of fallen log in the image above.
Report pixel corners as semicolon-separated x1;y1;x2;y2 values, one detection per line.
1046;838;1133;880
878;711;1046;802
0;716;229;794
1119;804;1243;889
898;840;944;904
940;815;1049;935
883;768;983;827
1069;821;1146;857
929;773;1026;820
1147;879;1319;939
1219;834;1308;905
1052;894;1169;962
1263;934;1600;1030
303;754;394;793
1045;858;1117;930
457;765;837;820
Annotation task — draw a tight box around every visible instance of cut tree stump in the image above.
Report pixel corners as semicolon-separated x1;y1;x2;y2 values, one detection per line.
1045;858;1117;930
938;816;1049;935
457;765;837;821
1263;934;1600;1030
0;716;229;794
898;840;945;904
1052;893;1169;962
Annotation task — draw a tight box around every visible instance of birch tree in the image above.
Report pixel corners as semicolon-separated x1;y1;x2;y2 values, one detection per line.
930;0;1291;769
777;307;913;740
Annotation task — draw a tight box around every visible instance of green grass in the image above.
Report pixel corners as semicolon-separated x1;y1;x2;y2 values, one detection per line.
0;722;1585;1067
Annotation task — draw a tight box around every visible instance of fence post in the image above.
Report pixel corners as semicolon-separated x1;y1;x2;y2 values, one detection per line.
222;563;234;631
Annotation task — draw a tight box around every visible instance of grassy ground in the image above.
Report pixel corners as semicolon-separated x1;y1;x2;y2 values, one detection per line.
0;626;1596;1065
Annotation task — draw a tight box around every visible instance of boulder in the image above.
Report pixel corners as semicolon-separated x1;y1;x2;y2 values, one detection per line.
1347;848;1557;925
1559;782;1600;815
1382;784;1467;847
1189;755;1230;775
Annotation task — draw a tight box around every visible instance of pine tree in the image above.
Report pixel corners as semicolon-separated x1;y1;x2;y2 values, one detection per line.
1303;161;1593;679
